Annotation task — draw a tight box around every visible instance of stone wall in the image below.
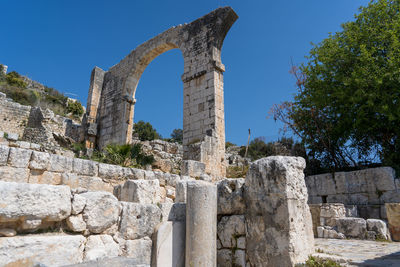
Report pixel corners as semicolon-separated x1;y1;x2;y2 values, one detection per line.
0;93;31;137
306;167;400;219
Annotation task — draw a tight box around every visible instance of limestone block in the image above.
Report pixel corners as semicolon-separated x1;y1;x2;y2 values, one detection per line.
175;180;188;203
0;166;29;183
119;202;162;240
217;249;232;267
118;179;160;204
0;235;86;266
98;163;124;179
327;194;349;204
72;194;87;215
29;170;62;185
30;143;41;150
380;190;400;203
67;214;87;232
345;205;359;217
367;231;377;240
385;203;400;241
381;205;387;219
125;238;152;265
21;219;42;230
233;249;246;267
332;172;347;194
317;226;324;238
181;160;205;177
131;168;145;179
0;181;71;222
336;217;367;238
237;236;245;249
348;193;369;205
73;158;98;176
144;170;156;180
217;215;245;248
244;156;314;267
61;173;113;192
367;219;389;239
0;228;16;237
160;202;186;222
358;205;381;219
396;178;400;190
308;204;321;237
217;178;245;215
49;154;73;172
152;221;185;267
80;191;120;233
84;234;120;261
165;174;181;187
346;171;369;193
308;196;323;204
166;185;175;200
372;167;396;191
320;203;346;226
0;145;9;166
314;173;336;195
8;147;32;168
29;151;50;170
7;132;19;141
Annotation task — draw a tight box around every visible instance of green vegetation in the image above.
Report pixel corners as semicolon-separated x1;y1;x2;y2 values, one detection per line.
271;0;400;174
296;256;343;267
92;143;155;168
170;128;183;144
226;165;249;178
133;120;162;141
225;141;237;149
0;66;84;121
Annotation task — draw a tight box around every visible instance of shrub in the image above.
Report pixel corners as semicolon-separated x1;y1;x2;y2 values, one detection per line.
170;128;183;144
66;100;84;118
225;141;237;149
5;71;27;88
133;120;161;141
92;143;154;168
296;256;343;267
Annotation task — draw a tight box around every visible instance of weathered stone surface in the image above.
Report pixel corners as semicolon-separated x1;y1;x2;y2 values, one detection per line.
160;202;186;222
0;166;29;183
309;204;321;237
7;132;19;141
217;178;245;215
29;151;50;170
186;181;217;267
152;221;185;267
64;257;149;267
67;214;87;232
175;180;188;203
8;147;32;168
84;234;120;261
98;163;124;179
237;237;245;249
0;228;16;237
49;154;73;172
217;249;232;267
29;170;62;185
217;215;245;248
80;191;120;233
61;173;113;192
125;238;152;265
0;235;86;266
385;203;400;241
0;145;9;166
181;160;205;177
119;202;161;240
21;219;42;230
320;203;346;226
73;158;98;176
367;219;389;239
336;217;367;238
72;194;87;215
118;179;160;204
245;156;314;267
0;181;71;222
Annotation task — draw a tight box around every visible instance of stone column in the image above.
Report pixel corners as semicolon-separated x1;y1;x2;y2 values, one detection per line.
185;181;217;267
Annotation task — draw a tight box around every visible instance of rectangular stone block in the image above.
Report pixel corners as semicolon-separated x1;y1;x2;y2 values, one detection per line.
29;170;62;185
181;160;205;178
125;238;153;265
0;145;9;166
8;147;32;168
117;179;160;204
49;154;73;173
98;163;124;179
0;181;71;222
0;166;29;183
386;203;400;241
29;151;50;170
0;235;85;266
61;173;113;192
73;158;98;176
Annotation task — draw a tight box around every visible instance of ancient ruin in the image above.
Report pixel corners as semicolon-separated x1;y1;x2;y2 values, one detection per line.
84;7;238;179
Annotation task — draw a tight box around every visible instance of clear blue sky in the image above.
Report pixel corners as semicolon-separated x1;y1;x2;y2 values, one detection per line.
1;0;369;145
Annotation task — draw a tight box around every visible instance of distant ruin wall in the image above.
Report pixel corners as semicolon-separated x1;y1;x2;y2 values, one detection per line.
305;167;400;219
0;93;31;137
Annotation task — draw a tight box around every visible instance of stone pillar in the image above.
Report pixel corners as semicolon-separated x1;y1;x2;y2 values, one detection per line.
185;181;217;267
386;203;400;241
245;156;314;267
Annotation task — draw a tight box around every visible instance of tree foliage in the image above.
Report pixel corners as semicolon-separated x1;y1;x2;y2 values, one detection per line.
271;0;400;173
170;128;183;143
66;100;84;118
133;120;161;141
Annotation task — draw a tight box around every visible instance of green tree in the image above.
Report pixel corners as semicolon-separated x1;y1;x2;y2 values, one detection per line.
133;120;161;141
271;0;400;172
66;100;84;118
170;128;183;143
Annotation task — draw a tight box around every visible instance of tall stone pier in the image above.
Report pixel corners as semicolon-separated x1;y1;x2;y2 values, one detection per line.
244;156;315;267
83;7;238;179
185;181;217;266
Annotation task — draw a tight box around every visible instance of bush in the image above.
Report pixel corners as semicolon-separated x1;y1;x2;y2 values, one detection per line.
170;128;183;144
225;141;237;149
226;165;249;178
296;256;343;267
66;100;84;118
133;120;161;141
92;143;154;168
5;71;27;88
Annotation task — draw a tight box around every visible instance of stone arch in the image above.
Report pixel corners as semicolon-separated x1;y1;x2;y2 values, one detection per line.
84;7;238;179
